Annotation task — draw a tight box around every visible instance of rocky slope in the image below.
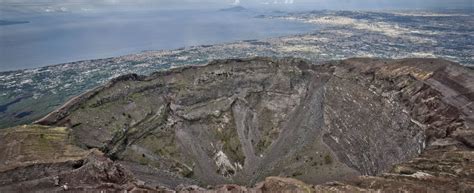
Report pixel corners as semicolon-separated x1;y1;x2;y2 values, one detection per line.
0;57;473;192
0;125;150;192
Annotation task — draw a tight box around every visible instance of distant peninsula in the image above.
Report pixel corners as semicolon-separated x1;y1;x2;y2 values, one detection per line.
0;20;30;26
219;6;247;12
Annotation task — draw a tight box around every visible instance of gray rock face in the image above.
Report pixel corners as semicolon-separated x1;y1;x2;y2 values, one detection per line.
322;71;425;176
35;57;461;189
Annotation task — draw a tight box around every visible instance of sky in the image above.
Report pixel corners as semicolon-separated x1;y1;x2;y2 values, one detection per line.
0;0;472;11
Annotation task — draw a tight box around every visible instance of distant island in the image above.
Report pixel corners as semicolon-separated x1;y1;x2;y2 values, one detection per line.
219;6;247;12
0;20;29;26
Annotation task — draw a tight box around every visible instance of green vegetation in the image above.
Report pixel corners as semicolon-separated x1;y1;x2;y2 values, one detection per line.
0;125;89;171
255;107;279;154
213;113;246;164
292;171;303;177
324;153;333;165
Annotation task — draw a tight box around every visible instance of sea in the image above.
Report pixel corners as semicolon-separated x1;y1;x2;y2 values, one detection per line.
0;8;316;71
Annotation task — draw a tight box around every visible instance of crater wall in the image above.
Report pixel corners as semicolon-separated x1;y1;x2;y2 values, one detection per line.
34;57;450;188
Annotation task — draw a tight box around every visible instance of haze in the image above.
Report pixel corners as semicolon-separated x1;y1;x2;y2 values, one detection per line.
1;0;472;12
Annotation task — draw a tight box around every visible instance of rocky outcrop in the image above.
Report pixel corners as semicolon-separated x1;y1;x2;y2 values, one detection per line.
0;125;151;192
1;57;472;192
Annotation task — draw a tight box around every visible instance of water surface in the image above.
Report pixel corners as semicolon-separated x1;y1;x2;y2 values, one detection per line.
0;9;316;71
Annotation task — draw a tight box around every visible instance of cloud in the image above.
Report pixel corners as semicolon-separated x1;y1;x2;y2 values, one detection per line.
233;0;240;5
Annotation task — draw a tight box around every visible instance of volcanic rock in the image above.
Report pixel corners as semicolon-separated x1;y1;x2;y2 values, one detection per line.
1;57;472;192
